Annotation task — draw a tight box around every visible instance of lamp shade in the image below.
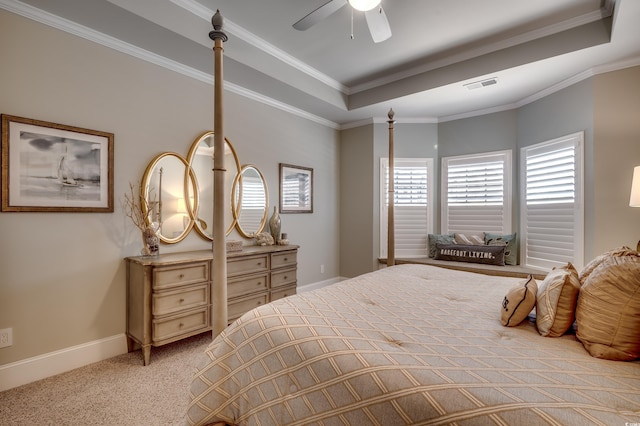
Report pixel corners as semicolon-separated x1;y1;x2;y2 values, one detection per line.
348;0;381;12
630;166;640;207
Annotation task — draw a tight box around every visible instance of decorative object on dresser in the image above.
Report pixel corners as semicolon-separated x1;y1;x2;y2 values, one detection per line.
1;114;114;212
123;182;161;256
126;245;298;365
268;205;281;241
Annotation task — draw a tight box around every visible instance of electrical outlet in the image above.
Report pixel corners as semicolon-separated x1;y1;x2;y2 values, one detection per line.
0;328;12;348
320;264;325;274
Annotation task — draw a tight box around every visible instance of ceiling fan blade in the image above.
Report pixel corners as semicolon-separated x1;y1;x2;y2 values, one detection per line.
293;0;346;31
365;5;391;43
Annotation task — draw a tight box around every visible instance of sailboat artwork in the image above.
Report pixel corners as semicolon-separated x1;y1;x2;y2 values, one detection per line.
57;144;84;187
2;114;114;212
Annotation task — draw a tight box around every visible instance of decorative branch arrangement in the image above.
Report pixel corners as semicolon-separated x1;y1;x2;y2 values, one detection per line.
123;182;160;256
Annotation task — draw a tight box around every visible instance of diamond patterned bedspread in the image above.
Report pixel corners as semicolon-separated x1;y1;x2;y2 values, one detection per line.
186;264;640;425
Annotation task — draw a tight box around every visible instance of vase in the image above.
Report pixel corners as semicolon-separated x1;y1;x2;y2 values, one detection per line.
141;223;160;256
269;206;281;242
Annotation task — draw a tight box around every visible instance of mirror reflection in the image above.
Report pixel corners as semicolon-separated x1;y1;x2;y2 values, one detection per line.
233;165;268;238
141;152;196;243
186;131;240;240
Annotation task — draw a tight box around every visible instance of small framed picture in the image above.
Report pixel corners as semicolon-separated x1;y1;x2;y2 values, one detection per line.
279;163;313;213
1;114;114;212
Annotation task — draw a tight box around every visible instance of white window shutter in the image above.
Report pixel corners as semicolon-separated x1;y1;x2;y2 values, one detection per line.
442;150;512;235
521;132;584;270
380;158;433;258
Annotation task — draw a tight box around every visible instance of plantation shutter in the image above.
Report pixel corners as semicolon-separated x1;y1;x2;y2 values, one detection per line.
380;158;433;258
521;132;583;270
442;150;512;234
235;174;266;233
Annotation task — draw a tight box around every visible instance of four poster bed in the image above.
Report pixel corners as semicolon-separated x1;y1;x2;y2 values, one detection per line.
190;11;640;426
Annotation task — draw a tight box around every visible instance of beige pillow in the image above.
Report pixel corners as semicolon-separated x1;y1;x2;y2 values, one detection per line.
578;246;637;285
453;232;484;245
536;263;580;337
576;252;640;361
501;275;537;326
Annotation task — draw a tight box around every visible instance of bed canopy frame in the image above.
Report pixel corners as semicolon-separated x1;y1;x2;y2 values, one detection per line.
209;10;228;336
208;12;396;335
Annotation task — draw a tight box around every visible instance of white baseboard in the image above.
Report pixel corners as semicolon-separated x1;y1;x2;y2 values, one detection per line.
298;276;345;293
0;333;128;392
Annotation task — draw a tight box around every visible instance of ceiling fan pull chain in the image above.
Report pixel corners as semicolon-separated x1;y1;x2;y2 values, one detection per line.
350;7;354;39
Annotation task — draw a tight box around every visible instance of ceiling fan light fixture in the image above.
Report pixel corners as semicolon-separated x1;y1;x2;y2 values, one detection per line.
348;0;381;12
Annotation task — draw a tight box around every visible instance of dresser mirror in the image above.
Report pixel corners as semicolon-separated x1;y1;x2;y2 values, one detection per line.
141;152;197;243
186;131;241;240
233;164;269;238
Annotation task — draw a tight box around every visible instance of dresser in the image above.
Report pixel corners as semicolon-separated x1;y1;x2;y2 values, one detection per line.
126;245;299;365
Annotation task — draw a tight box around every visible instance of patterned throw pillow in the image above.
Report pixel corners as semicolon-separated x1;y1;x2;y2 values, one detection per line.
453;232;485;245
485;232;517;265
576;251;640;361
501;275;537;326
434;243;505;266
536;263;580;337
427;234;455;258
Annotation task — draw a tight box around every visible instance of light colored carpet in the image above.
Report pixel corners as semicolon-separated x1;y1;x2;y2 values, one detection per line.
0;332;211;426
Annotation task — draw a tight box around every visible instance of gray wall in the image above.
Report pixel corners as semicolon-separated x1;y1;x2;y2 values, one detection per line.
0;10;340;365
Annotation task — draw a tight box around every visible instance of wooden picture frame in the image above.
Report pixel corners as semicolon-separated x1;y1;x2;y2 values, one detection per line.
279;163;313;213
1;114;114;212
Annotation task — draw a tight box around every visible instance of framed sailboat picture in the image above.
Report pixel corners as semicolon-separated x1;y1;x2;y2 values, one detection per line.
1;114;114;212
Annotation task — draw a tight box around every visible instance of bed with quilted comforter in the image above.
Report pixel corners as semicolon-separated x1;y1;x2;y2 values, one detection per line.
186;263;640;425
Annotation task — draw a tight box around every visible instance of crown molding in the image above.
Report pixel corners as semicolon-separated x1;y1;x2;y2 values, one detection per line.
0;0;340;129
170;0;348;94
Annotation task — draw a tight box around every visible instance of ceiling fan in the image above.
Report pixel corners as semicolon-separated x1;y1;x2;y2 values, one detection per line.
293;0;392;43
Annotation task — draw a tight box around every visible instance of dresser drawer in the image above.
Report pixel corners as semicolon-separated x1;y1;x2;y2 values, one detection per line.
271;285;296;301
152;307;209;343
228;272;268;300
152;284;209;316
271;251;297;269
153;262;209;290
227;254;269;277
228;293;268;321
271;267;297;288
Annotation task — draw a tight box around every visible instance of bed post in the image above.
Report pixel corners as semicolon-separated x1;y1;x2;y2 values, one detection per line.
209;10;228;337
387;108;395;266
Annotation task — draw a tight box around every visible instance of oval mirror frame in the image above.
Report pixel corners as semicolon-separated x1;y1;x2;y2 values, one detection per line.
140;152;197;244
232;164;269;238
186;131;241;240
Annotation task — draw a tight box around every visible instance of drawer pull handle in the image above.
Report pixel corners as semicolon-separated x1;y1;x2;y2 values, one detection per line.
179;274;185;279
284;258;288;261
179;323;184;328
257;301;262;305
283;276;288;280
179;298;185;303
257;262;262;266
257;282;262;286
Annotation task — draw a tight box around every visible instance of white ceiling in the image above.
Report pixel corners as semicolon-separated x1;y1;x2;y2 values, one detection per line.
4;0;640;128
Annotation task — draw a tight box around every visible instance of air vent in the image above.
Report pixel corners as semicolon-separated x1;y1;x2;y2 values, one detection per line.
464;77;498;90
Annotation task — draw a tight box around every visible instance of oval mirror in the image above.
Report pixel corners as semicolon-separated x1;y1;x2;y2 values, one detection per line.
141;152;197;244
232;165;269;238
186;131;240;240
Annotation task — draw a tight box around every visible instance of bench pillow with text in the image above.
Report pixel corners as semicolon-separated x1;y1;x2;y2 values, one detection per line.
434;243;506;266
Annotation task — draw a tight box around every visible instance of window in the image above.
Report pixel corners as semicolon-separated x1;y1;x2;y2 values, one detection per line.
521;132;584;270
380;158;434;258
441;150;512;235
